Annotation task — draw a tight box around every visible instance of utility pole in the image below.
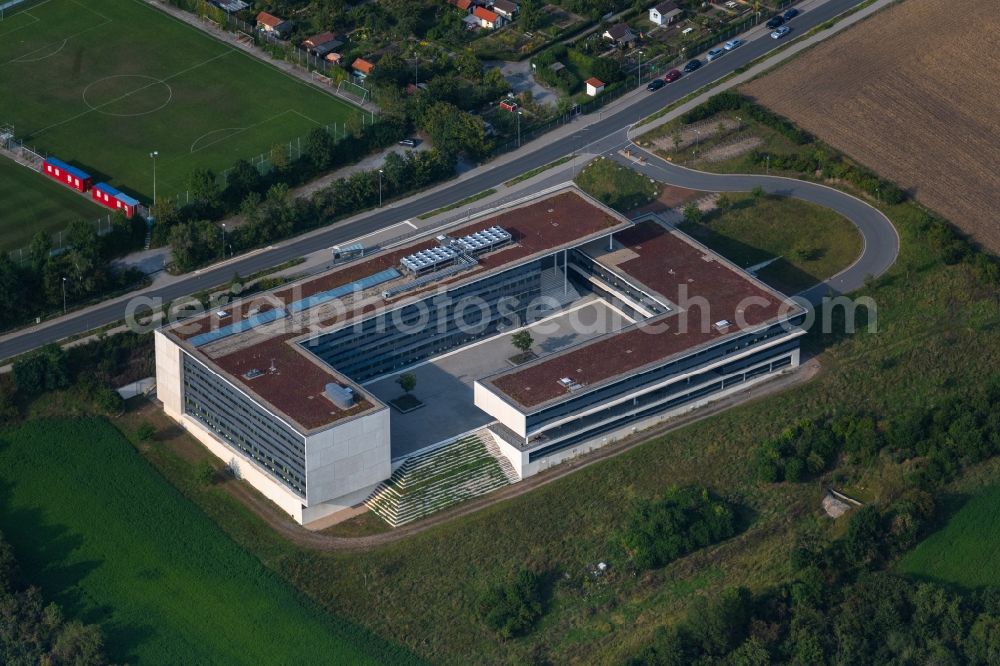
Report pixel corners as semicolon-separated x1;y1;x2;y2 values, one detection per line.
61;277;67;314
149;150;158;205
637;50;643;84
516;110;522;148
221;223;226;259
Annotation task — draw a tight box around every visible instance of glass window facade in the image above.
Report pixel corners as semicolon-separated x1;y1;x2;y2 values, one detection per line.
182;353;307;497
303;262;543;382
524;319;804;432
527;345;797;462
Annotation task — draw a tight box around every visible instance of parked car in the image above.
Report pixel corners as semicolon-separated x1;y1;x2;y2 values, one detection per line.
646;78;665;91
770;26;791;39
766;15;784;29
706;48;725;61
724;38;744;50
398;138;417;147
683;58;702;72
783;7;800;20
663;69;682;83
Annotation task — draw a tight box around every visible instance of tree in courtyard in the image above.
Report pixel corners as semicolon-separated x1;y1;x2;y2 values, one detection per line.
397;372;417;394
512;330;534;355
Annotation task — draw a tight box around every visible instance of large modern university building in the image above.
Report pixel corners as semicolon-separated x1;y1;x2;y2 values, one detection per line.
155;185;806;524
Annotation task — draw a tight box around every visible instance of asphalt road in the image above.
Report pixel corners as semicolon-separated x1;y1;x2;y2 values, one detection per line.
615;150;899;304
0;0;873;362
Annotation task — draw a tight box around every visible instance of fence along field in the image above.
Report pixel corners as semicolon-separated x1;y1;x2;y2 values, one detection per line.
0;417;418;664
0;155;106;252
742;0;1000;253
0;0;361;204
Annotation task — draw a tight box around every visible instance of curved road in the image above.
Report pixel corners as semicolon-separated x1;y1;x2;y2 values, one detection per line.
0;0;874;361
615;147;899;304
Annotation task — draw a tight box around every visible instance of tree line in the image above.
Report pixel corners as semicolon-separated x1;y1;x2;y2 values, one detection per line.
0;215;146;331
0;531;112;665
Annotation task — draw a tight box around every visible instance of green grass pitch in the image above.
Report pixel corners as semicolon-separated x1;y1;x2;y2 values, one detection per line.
0;0;360;204
0;417;412;664
898;484;1000;589
0;157;105;251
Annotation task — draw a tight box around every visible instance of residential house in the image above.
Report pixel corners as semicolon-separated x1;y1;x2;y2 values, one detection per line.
649;1;682;26
473;6;504;29
602;22;637;47
448;0;474;12
491;0;518;19
256;11;292;38
352;57;375;78
302;31;343;57
585;77;605;96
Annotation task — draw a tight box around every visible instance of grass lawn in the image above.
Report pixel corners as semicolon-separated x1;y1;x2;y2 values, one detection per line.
679;192;863;294
0;417;418;665
898;483;1000;589
0;158;105;251
574;158;662;212
118;189;1000;665
0;0;360;202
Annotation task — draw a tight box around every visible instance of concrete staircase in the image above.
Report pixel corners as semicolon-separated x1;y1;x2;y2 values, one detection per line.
479;428;520;483
364;431;517;527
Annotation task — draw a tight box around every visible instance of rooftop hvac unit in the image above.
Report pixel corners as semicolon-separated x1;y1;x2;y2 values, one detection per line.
324;383;356;409
455;226;512;254
399;245;459;274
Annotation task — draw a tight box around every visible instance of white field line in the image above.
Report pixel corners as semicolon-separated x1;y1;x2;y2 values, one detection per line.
32;49;234;137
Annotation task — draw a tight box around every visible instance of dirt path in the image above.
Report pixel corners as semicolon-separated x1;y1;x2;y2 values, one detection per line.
215;358;821;551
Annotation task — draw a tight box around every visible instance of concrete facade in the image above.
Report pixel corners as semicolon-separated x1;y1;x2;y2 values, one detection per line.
155;328;391;525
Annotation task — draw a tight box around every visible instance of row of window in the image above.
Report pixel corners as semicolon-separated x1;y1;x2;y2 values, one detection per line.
527;352;794;462
182;354;308;497
305;265;543;381
526;322;801;428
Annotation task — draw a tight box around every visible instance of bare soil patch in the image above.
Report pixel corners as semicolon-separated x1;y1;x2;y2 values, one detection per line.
701;135;763;163
742;0;1000;251
650;117;741;152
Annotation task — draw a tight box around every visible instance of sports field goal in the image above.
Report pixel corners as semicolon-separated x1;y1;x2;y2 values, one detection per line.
337;80;370;105
236;30;254;46
0;0;34;20
311;71;333;86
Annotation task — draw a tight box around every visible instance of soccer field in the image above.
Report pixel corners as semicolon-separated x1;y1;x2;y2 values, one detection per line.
0;0;360;202
0;157;104;252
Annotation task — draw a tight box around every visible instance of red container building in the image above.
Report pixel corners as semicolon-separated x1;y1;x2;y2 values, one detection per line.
41;157;92;192
91;182;140;218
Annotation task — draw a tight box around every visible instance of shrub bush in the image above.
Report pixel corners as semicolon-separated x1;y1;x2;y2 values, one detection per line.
476;569;544;638
619;486;737;570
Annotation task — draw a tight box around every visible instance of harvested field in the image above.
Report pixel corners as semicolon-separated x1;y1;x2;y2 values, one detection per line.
743;0;1000;251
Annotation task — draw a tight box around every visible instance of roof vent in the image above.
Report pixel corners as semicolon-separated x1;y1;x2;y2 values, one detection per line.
558;376;583;391
243;368;263;380
713;319;731;331
324;383;355;409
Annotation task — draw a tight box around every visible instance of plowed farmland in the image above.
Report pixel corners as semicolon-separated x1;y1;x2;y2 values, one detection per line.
743;0;1000;252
